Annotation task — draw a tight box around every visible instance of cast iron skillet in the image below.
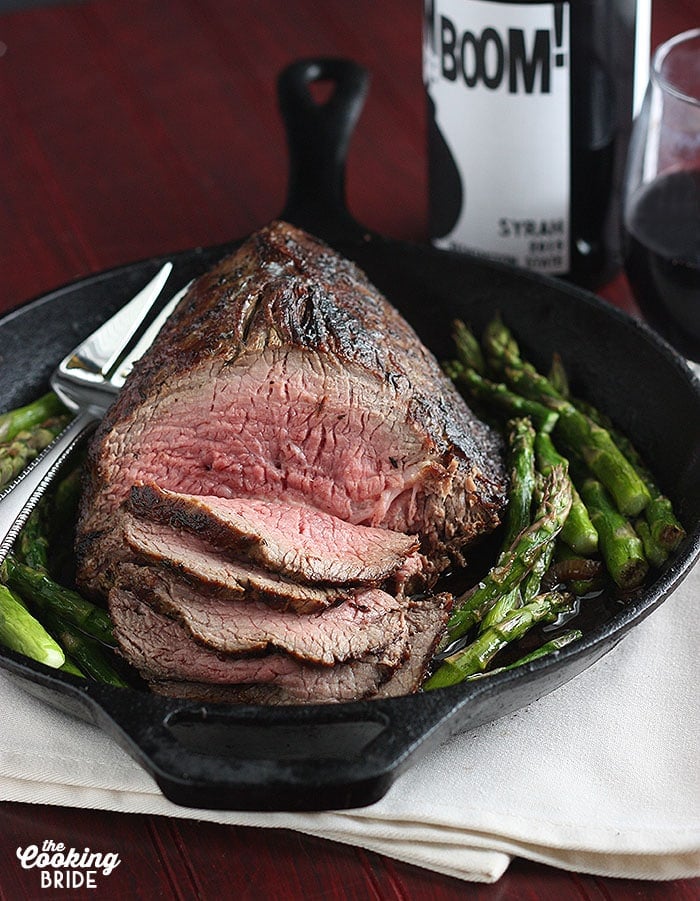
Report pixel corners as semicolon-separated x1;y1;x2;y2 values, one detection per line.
1;59;698;812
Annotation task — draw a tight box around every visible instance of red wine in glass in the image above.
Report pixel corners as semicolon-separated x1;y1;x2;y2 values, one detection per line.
622;28;700;365
623;169;700;362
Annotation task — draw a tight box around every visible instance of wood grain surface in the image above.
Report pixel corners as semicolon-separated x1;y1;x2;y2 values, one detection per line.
0;1;697;898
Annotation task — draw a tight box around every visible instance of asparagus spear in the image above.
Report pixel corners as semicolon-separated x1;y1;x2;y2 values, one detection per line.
6;461;114;682
47;461;84;580
535;431;598;555
0;584;65;668
425;590;574;688
548;352;570;398
453;367;559;433
608;432;685;552
41;610;127;687
634;518;669;568
444;464;572;644
480;418;536;631
642;495;686;554
442;359;467;384
579;479;648;590
0;392;65;443
520;474;559;601
547;544;605;595
480;587;521;632
482;312;523;373
60;656;85;678
574;399;685;552
501;418;537;547
2;556;115;646
521;547;554;601
17;504;51;572
465;629;583;680
452;319;486;374
479;315;651;517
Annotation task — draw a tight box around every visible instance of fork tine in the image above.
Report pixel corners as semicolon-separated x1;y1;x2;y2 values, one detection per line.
61;262;173;379
109;280;191;389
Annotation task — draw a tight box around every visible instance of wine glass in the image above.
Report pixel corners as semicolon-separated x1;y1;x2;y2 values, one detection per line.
622;29;700;368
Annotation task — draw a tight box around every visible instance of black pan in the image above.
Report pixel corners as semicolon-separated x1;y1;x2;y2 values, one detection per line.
1;59;698;812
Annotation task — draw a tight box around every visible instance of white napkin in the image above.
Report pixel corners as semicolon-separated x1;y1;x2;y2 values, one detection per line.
1;562;698;884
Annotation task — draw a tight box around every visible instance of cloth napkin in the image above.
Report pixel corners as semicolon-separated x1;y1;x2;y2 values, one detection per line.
1;563;698;885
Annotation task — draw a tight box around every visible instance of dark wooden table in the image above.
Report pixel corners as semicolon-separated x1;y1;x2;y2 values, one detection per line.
0;1;698;898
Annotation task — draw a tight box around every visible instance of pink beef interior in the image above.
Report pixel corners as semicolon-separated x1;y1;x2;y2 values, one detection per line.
99;347;438;532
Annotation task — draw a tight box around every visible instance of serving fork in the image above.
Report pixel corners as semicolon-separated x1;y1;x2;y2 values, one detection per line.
0;262;188;562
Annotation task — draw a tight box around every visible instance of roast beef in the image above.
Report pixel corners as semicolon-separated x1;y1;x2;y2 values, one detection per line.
109;588;402;700
76;221;506;703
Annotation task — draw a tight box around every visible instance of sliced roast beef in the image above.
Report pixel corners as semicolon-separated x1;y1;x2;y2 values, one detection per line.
152;595;452;705
375;597;451;697
128;484;419;584
109;588;406;702
114;563;408;665
109;587;450;704
122;514;351;612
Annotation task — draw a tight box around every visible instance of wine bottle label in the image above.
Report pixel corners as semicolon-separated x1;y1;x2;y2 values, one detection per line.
424;0;571;274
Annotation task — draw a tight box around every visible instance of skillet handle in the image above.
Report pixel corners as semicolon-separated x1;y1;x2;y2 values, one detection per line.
277;57;370;243
94;688;458;812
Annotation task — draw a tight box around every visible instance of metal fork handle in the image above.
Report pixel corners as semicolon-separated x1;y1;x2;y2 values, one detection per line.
0;411;98;562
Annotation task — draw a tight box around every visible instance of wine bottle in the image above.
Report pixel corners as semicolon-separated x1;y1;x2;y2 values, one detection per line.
423;0;651;288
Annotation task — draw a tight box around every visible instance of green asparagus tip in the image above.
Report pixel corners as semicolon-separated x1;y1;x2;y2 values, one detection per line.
442;359;465;381
452;319;486;374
